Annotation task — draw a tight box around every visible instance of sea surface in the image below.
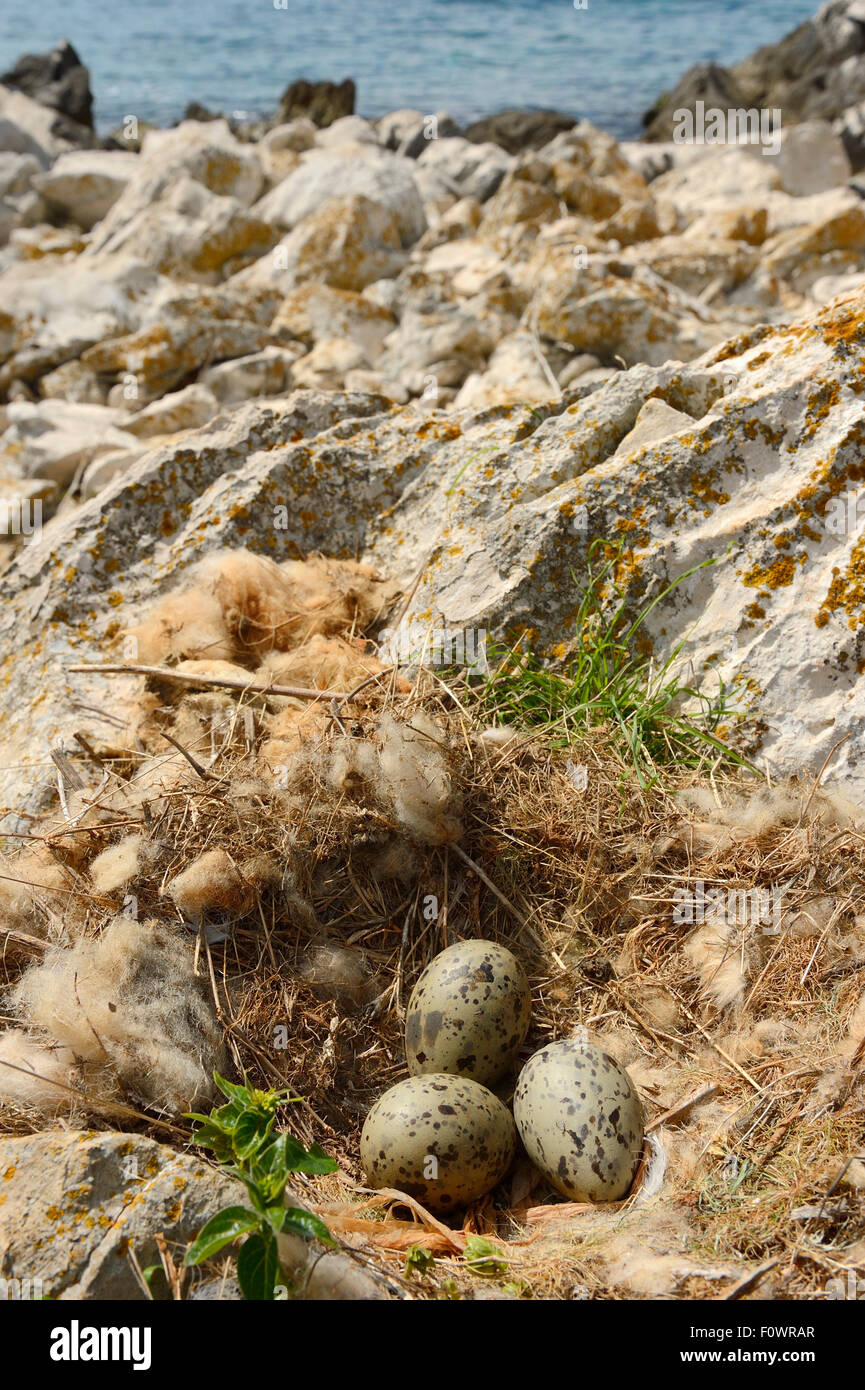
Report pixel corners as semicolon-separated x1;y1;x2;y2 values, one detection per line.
0;0;818;139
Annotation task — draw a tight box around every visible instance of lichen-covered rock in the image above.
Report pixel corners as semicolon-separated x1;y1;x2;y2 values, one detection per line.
0;1131;244;1300
253;145;426;247
236;194;406;294
33;149;139;231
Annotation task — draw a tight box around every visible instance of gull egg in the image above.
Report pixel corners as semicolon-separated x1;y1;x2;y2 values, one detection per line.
360;1072;517;1212
405;939;531;1086
514;1040;644;1202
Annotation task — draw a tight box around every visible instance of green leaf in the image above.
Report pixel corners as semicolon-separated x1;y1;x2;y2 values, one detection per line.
183;1206;260;1266
237;1231;279;1301
213;1072;253;1104
281;1206;336;1246
233;1109;273;1160
404;1244;435;1277
464;1235;510;1277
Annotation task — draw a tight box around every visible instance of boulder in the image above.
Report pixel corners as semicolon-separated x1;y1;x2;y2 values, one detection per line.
79;284;278;400
375;300;499;392
87;119;265;263
422;237;513;299
0;38;93;131
261;118;317;154
0;398;140;484
0;152;40;198
122;382;220;438
87;174;277;281
0;1130;243;1300
416;136;513;202
278;78;356;128
650;146;783;224
376;108;424;150
464;108;577;153
291;336;369;389
0;254;164;388
253;145;426;246
33;149;139;230
271;283;395;357
39;359;108;404
642;62;752;143
0;84;88;165
199;347;299;402
762;119;852;196
5;291;865;812
453;330;558;409
644;1;865;137
237;194;406;293
315;115;377;147
396;111;462;159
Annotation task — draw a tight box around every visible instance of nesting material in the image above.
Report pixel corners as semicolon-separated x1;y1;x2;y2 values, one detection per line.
259;701;331;770
125;550;395;668
0;1030;77;1114
377;713;462;845
164;849;251;920
685;922;748;1009
11;915;223;1112
300;940;374;1006
0;849;79;937
258;634;392;697
288;710;463;846
89;835;144;895
125;586;233;666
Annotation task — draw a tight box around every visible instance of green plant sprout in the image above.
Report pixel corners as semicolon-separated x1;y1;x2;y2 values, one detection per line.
184;1073;337;1300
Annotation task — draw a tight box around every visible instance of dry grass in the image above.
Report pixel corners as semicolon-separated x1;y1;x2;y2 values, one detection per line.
1;561;864;1301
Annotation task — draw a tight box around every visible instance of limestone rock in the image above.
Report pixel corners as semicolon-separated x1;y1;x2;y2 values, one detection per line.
0;84;86;165
272;283;395;358
0;398;139;484
0;152;40;198
0;1130;244;1300
79;282;279;400
416;137;513;202
253;145;426;246
0;253;161;385
200;347;299;402
238;194;406;294
34;149;139;230
650;147;783;225
396;111;462;159
39;359;108;404
453;330;558;409
122;383;220;438
612;396;695;456
376;108;424;150
85;174;277;281
762;119;852;197
315;115;377;147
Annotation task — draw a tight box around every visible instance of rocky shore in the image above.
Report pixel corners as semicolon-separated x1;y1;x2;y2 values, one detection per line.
2;10;865;801
1;6;865;1306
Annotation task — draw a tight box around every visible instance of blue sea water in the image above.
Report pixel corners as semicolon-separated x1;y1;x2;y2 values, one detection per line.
0;0;818;139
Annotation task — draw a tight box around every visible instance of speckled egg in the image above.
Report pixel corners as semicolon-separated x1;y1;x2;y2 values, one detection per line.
514;1040;644;1202
405;939;531;1087
360;1073;517;1212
